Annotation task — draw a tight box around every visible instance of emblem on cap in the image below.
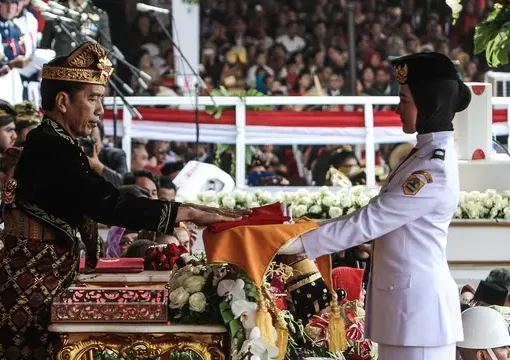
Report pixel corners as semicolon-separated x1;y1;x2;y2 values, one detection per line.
394;64;408;84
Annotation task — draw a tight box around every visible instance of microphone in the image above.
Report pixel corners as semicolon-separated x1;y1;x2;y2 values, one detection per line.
41;11;76;23
47;0;80;17
136;3;170;15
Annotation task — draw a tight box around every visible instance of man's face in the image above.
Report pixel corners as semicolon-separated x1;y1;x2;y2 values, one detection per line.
159;188;176;201
60;84;105;138
0;2;18;19
132;147;149;170
0;122;17;151
119;232;137;254
329;75;343;91
376;70;389;86
395;85;417;134
135;176;158;200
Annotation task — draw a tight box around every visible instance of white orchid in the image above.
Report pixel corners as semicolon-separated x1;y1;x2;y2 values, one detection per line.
240;327;279;360
446;0;463;23
231;299;258;330
217;279;246;301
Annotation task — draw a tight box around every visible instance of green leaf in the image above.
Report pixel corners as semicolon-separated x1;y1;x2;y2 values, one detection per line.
214;107;224;119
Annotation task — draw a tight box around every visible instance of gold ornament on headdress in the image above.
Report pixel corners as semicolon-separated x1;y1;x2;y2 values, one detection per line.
41;42;113;85
394;63;408;84
0;109;9;117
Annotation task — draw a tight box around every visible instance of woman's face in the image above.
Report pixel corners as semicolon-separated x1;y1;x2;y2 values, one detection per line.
299;74;311;89
362;68;375;84
119;232;137;254
395;85;418;134
338;157;359;176
140;54;152;69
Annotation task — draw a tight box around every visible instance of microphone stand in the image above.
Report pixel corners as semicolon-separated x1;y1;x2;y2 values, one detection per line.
56;20;142;121
152;13;216;161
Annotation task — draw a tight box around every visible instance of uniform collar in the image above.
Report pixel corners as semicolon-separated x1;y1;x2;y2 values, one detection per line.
415;131;453;157
41;115;77;145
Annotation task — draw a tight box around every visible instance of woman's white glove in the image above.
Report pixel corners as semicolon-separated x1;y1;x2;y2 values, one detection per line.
278;236;305;255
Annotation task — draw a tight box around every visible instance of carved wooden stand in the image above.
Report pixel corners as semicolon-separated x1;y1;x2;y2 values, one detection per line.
49;324;227;360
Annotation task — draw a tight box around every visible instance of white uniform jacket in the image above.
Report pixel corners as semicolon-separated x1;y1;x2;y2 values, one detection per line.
303;131;463;347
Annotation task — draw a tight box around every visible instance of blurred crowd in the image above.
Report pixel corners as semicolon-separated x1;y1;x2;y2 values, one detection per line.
0;0;500;188
128;0;490;98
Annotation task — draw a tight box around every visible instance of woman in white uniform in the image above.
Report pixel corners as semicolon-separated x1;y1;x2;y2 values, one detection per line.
280;52;473;360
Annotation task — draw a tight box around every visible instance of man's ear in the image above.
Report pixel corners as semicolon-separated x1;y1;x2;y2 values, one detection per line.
477;350;488;360
55;91;70;114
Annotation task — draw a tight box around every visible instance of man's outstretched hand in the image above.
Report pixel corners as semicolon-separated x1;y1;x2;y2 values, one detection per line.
177;204;251;227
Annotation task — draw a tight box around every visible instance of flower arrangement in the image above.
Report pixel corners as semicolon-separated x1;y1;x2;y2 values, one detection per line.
455;190;510;220
178;187;510;221
144;243;189;271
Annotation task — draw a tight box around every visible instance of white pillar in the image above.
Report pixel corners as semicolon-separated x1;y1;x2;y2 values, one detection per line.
453;83;493;160
172;0;200;93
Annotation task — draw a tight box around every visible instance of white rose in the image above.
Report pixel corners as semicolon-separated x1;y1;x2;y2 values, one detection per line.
489;207;500;219
169;287;190;309
299;195;313;206
454;207;462;218
459;191;468;203
205;202;219;208
203;191;217;203
322;196;333;207
367;189;380;198
222;196;236;209
502;191;510;198
328;206;343;218
249;202;260;208
309;205;322;215
294;204;308;218
259;191;273;204
189;292;207;312
350;185;365;196
183;275;206;294
504;207;510;220
233;190;247;203
358;194;370;208
346;207;357;215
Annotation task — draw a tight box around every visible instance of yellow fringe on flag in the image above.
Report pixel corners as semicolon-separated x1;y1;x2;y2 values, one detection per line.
256;288;276;345
328;292;347;352
275;319;289;360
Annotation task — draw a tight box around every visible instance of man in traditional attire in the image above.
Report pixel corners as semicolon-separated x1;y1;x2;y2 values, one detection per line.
0;41;246;360
279;52;473;359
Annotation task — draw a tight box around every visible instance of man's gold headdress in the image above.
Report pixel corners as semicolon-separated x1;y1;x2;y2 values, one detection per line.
41;42;113;85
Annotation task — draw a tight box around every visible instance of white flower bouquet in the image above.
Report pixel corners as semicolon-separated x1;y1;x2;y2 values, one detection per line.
179;187;510;221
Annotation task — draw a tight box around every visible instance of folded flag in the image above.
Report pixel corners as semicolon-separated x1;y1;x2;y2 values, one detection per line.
209;202;290;233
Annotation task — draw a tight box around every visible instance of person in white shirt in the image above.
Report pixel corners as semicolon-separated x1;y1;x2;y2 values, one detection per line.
279;52;473;360
276;21;305;55
457;307;510;360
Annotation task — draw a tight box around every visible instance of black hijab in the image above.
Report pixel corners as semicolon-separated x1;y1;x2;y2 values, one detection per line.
391;52;472;134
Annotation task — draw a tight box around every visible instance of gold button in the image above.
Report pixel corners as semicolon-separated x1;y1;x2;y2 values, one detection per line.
296;289;301;294
307;313;311;318
311;282;316;286
323;289;327;293
306;294;312;299
71;32;76;36
71;42;76;48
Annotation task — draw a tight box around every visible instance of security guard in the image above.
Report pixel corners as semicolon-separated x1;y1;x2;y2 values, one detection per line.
40;0;112;56
279;52;473;360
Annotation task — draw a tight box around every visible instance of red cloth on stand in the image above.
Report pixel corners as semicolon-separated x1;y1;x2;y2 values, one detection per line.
209;202;290;233
332;267;365;301
79;258;145;273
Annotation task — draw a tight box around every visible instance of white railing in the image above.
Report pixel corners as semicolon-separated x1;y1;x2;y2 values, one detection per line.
103;95;510;188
